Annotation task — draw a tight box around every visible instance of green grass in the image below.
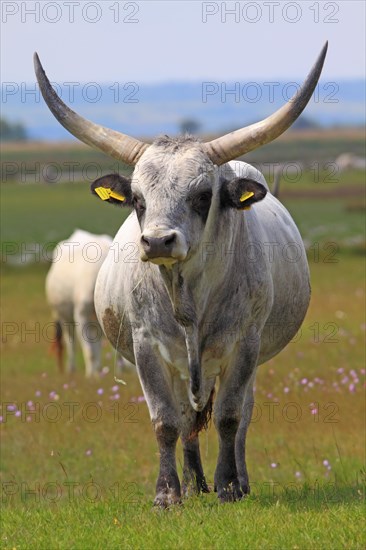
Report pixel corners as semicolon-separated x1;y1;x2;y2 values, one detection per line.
1;157;365;548
287;197;365;255
2;496;364;549
1;169;364;257
0;182;130;253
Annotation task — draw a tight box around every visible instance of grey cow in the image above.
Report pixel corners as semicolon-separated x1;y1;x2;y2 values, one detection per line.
34;42;327;506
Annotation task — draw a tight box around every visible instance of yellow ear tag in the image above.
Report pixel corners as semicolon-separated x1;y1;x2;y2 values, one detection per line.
95;187;125;202
239;190;254;211
239;190;254;203
109;190;125;202
95;187;111;200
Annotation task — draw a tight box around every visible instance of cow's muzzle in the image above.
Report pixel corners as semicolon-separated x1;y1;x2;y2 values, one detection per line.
140;229;188;265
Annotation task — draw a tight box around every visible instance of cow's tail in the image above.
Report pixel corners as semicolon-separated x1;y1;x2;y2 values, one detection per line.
189;388;215;440
50;320;64;373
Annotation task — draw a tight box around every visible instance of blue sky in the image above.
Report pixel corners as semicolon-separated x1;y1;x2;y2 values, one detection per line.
1;1;365;84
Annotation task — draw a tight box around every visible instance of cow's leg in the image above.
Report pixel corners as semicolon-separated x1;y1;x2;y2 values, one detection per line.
134;339;181;507
174;377;213;496
235;373;255;495
74;308;101;377
213;347;258;503
153;417;181;507
181;436;210;496
63;320;76;374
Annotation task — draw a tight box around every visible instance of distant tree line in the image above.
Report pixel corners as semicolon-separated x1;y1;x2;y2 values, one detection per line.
0;118;27;141
178;115;318;137
179;119;201;135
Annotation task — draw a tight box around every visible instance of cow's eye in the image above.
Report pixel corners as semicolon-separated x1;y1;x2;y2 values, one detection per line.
197;192;212;204
132;195;146;217
192;191;212;220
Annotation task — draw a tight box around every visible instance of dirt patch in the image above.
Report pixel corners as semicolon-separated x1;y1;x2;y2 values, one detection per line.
102;307;132;353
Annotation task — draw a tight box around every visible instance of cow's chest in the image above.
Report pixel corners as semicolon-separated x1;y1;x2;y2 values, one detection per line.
149;332;236;381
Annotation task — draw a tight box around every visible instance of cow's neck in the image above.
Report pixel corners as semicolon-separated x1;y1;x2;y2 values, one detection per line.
159;265;197;326
163;208;246;313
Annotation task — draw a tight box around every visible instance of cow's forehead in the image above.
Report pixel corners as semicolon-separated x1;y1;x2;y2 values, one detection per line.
132;137;215;193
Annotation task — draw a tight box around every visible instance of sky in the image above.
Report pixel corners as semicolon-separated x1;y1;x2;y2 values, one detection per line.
1;0;365;85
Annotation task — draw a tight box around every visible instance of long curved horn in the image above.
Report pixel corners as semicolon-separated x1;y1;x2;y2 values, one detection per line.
204;42;328;166
34;53;149;165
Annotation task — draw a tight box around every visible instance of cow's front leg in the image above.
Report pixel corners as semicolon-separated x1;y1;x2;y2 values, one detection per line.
133;337;181;507
214;346;258;503
154;418;181;507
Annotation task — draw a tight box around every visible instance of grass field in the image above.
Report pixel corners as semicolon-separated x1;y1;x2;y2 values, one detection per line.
1;144;365;549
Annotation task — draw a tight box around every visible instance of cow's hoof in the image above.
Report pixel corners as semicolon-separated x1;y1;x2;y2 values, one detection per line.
239;479;250;495
217;482;243;503
153;489;181;508
182;476;210;497
200;478;210;494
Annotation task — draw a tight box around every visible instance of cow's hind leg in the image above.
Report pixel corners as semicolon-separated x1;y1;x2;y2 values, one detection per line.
175;378;213;496
181;436;210;496
235;374;255;495
62;319;76;374
74;307;102;377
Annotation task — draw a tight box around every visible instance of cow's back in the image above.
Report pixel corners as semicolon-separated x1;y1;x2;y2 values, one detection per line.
46;229;112;320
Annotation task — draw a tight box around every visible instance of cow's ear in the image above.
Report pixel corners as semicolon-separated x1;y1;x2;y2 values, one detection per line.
220;177;267;210
91;174;132;207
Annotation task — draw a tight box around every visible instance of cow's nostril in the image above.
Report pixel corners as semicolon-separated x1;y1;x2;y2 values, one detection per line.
164;234;176;247
141;232;178;259
141;235;150;248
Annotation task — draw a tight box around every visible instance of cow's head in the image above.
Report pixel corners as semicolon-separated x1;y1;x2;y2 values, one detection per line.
34;43;327;266
89;137;267;265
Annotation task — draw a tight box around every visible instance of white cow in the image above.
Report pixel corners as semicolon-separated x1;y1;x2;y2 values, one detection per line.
46;229;112;377
36;43;327;505
335;153;366;172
